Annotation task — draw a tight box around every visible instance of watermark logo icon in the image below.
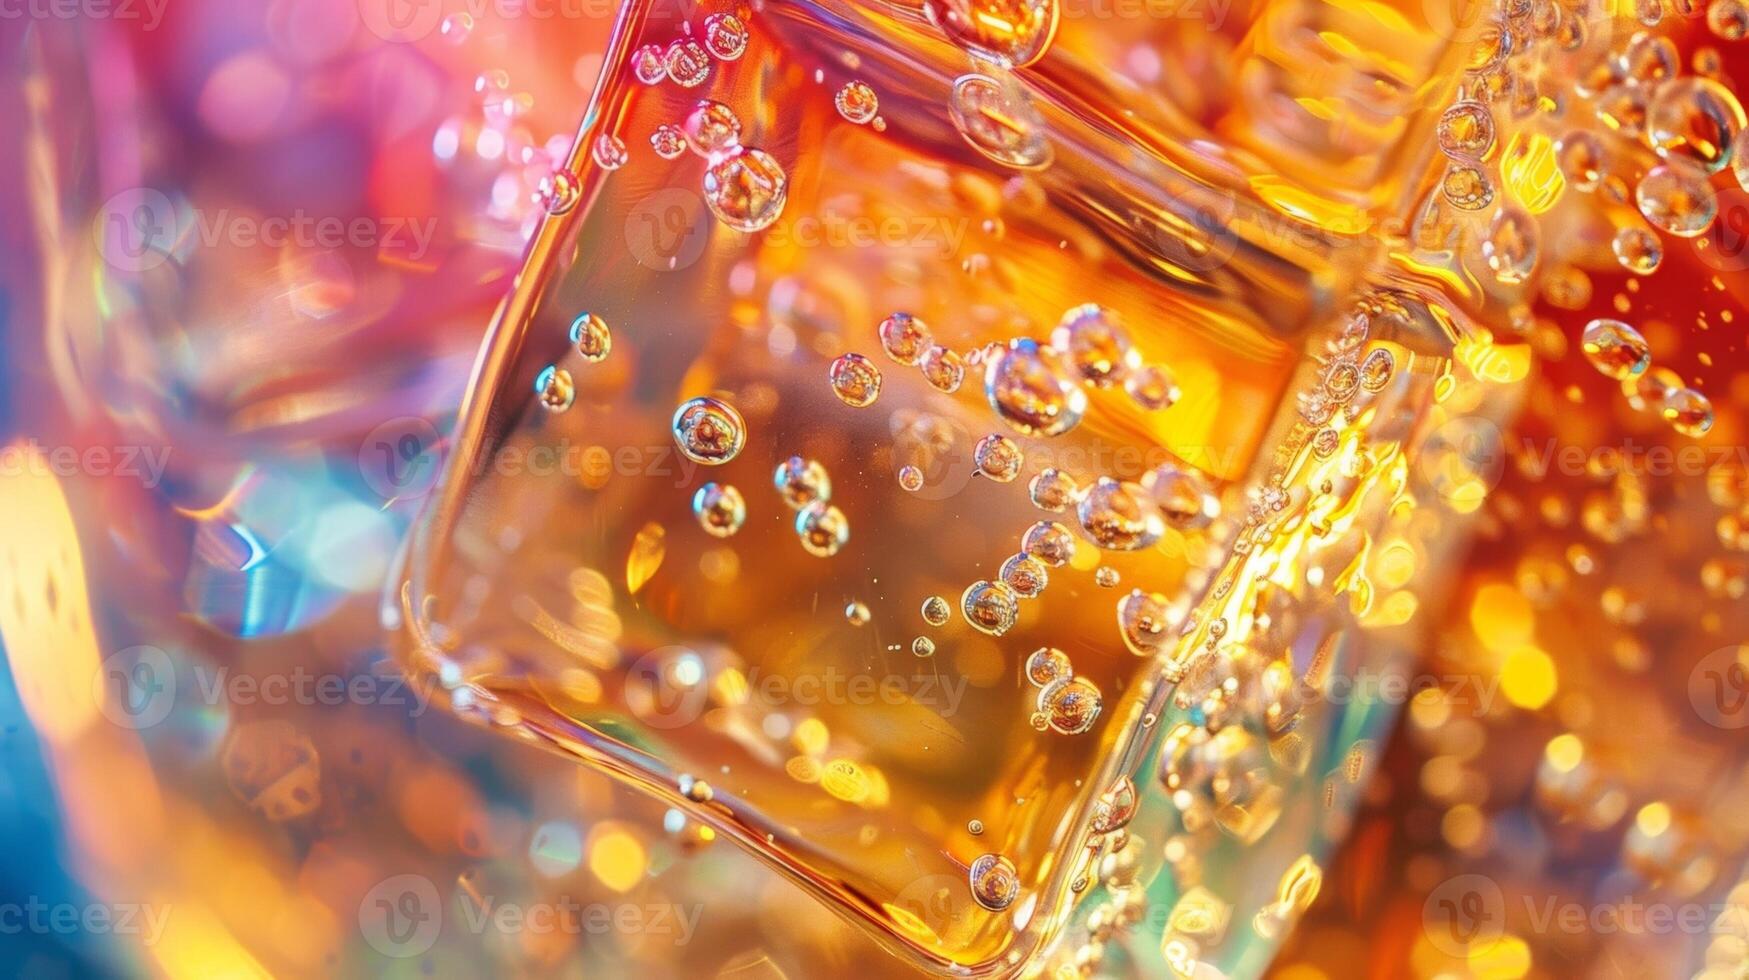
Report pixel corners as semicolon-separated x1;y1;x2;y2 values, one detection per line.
94;187;177;273
358;0;444;42
1691;645;1749;729
625;188;713;272
1423;874;1506;957
359;417;446;501
93;645;177;730
623;647;713;729
359;874;442;957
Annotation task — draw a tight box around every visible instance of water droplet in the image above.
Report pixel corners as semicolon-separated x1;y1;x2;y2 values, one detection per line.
1143;464;1218;529
796;502;850;557
1648;76;1746;173
984;338;1087;436
1636;162;1717;237
684;100;743;157
845;600;871;626
920;345;965;392
536;365;575;412
961;580;1020;635
1050;303;1138;387
836;81;879;124
774;456;832;509
672;397;747;464
703;12;748;61
878;313;932;364
974;433;1024;482
1091;776;1138;833
1437;101;1495;159
898;465;926;492
1442;165;1495;210
539;170;581;215
440;13;473;43
1077;477;1165;551
1611;227;1663;274
1124;363;1180;410
1709;0;1749;40
1025;647;1072;687
1556;131;1606;191
1359;348;1395;391
1581;319;1652;380
1000;552;1049;597
949;73;1051;168
967;819;985;835
651;124;687;159
1482;205;1538;285
1021;520;1076;566
679;773;714;802
693;483;747;538
570;312;612;362
1118;589;1172;655
633;44;667;84
665;38;712;88
921;595;951;626
968;852;1021;911
1029;468;1077;511
1039;677;1102;734
592;133;628;170
1094;566;1120;588
1619;31;1679;85
926;0;1058;66
703;147;788;232
828;353;883;407
1665;387;1716;436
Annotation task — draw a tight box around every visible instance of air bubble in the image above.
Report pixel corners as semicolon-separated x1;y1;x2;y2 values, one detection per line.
672;397;746;464
828;353;883;407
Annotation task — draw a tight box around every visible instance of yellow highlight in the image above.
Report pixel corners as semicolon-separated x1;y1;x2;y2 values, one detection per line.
1501;131;1565;214
1636;801;1672;836
588;827;647;893
1501;646;1557;710
0;447;104;743
1467;933;1532;979
1544;733;1584;773
1470;583;1535;653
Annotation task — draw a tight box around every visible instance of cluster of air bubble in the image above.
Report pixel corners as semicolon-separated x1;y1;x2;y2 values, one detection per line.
1421;0;1739;433
774;455;850;557
428;63;580;236
1581;318;1714;435
1022;647;1104;734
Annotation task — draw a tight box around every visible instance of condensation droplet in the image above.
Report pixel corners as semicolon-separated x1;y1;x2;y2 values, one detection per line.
1025;646;1072;687
692;483;747;538
1649;76;1746;174
1022;520;1076;567
1039;676;1102;734
536;365;575;412
1000;552;1049;597
1581;319;1652;380
829;353;883;407
684;100;742;156
774;456;832;510
920;345;966;392
968;852;1021;911
1050;303;1138;387
1124;363;1180;410
672;396;747;464
1611;227;1663;274
985;338;1087;436
961;580;1020;635
836;81;879;124
912;636;937;657
632;44;667;84
1077;477;1165;551
845;600;871;626
592;133;628;171
665;38;712;88
1636;162;1718;237
651;124;687;159
703;147;788;232
703;12;748;61
1442;165;1495;210
1029;468;1077;511
878;312;932;364
949;73;1051;168
974;433;1024;482
1437;101;1496;159
1664;387;1716;437
1094;566;1120;587
796;502;850;557
898;465;926;492
570;312;612;362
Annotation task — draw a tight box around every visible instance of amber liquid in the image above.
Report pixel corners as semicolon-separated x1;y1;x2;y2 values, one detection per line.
393;0;1520;972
